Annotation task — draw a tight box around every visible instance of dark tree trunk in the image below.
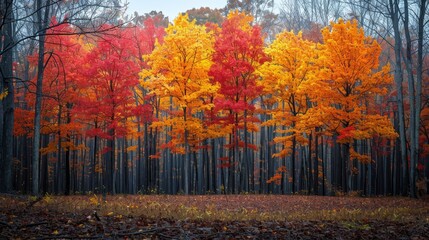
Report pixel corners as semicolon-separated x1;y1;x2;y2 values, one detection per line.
314;130;319;194
388;0;408;196
0;0;15;193
211;138;216;193
291;135;297;193
308;132;313;194
32;0;51;196
41;135;49;193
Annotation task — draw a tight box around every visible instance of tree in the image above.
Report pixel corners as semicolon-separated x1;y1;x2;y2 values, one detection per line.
141;14;217;194
278;0;343;32
225;0;278;39
343;0;428;198
401;0;427;198
0;0;127;195
80;26;141;194
0;0;14;193
318;19;397;192
35;21;86;195
209;11;267;193
131;10;169;29
130;15;166;193
186;7;224;25
259;30;317;193
32;0;52;196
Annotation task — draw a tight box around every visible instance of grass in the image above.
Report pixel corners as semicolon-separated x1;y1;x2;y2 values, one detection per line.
15;194;428;223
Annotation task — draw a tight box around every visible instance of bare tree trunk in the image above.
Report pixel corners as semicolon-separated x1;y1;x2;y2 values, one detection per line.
259;113;266;193
314;129;319;194
57;106;63;193
414;0;427;193
402;0;418;198
32;0;51;196
291;135;297;193
184;107;190;194
388;0;408;196
308;131;313;194
65;104;72;195
243;108;249;193
0;0;14;193
211;138;216;193
234;113;240;194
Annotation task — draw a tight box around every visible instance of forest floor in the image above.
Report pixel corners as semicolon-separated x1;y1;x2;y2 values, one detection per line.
0;194;428;239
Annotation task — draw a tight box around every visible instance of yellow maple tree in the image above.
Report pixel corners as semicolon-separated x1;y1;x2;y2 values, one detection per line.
258;30;318;191
141;14;218;194
259;30;318;157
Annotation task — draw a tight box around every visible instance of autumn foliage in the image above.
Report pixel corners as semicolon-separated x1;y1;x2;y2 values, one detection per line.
13;12;429;196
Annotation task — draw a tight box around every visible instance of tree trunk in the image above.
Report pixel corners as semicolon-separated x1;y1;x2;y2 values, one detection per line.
402;0;418;198
234;113;240;194
211;138;216;193
41;135;49;193
413;0;427;195
388;0;408;196
0;0;14;193
65;105;72;195
243;108;249;193
32;0;51;196
314;130;319;194
308;131;313;194
91;128;98;192
291;135;297;193
183;107;190;194
57;105;63;193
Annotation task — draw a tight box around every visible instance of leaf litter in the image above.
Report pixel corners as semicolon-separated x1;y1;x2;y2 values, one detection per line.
0;194;428;239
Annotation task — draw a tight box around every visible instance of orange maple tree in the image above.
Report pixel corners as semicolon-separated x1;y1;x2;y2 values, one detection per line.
316;19;397;191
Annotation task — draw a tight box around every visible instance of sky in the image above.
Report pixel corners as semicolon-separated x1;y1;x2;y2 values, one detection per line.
125;0;227;21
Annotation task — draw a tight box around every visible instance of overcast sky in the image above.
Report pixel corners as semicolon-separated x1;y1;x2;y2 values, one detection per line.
125;0;227;21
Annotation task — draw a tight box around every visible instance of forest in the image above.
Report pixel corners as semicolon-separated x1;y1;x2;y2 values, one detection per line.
0;0;428;199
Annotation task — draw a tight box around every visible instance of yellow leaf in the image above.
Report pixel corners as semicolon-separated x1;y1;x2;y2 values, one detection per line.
126;145;138;152
0;88;8;100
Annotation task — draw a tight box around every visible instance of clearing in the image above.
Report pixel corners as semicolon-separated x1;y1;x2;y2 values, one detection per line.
0;194;428;239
